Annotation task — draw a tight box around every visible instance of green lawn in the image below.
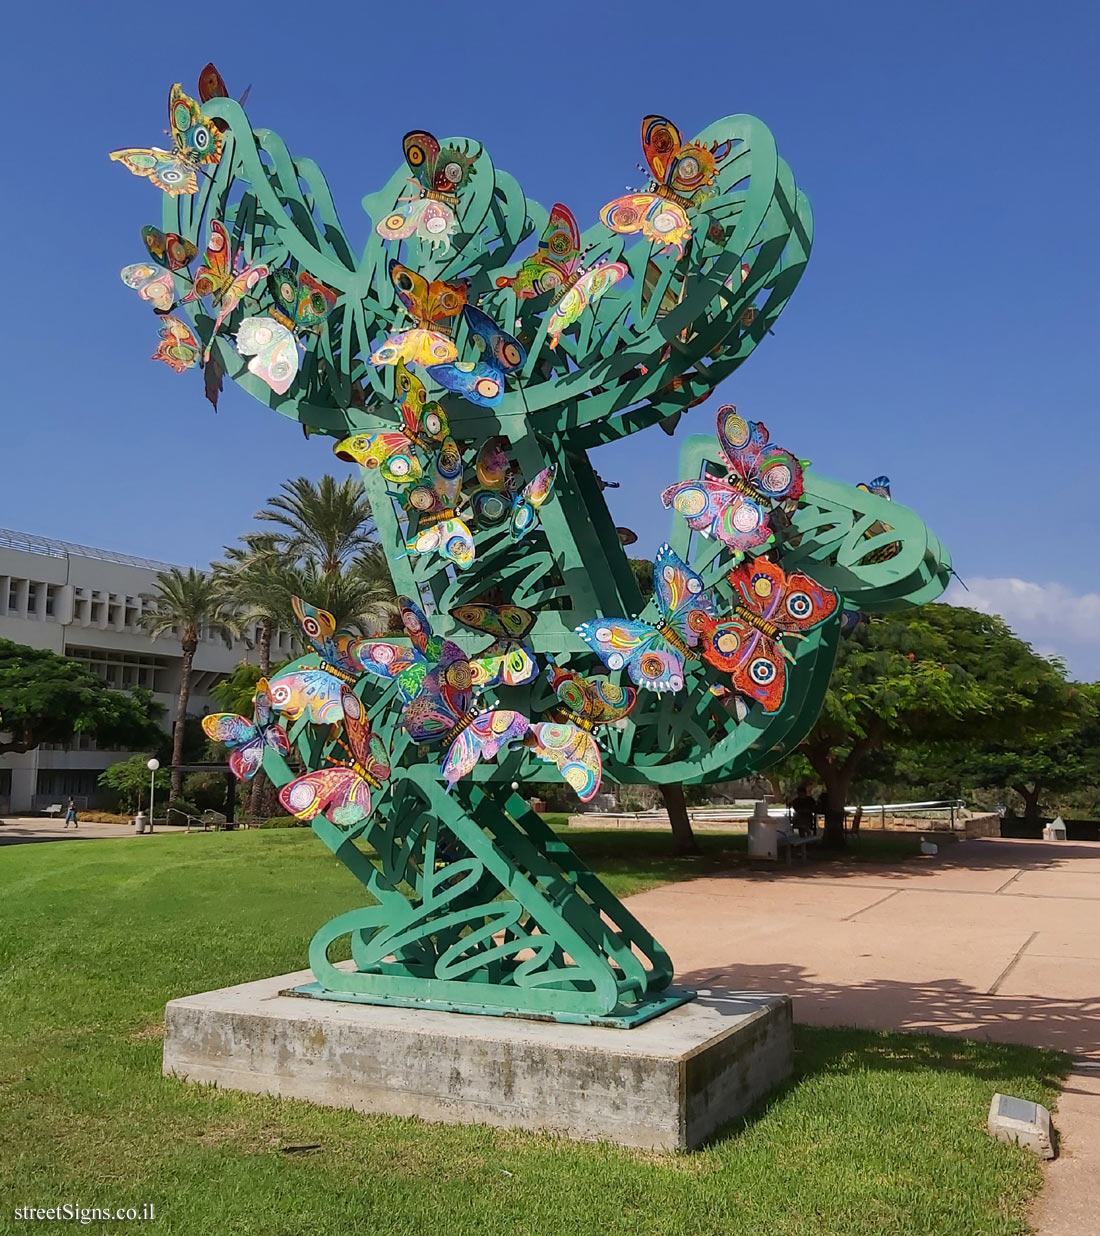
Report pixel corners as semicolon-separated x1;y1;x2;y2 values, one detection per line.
0;830;1065;1236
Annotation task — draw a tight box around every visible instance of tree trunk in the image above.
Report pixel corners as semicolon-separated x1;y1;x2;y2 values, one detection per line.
1014;783;1042;820
661;783;700;855
171;642;196;799
821;774;850;850
259;617;272;678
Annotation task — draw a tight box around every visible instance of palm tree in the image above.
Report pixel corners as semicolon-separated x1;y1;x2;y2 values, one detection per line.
255;476;375;573
212;535;288;677
141;568;239;799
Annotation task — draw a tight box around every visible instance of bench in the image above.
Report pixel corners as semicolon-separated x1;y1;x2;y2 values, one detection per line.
44;803;64;818
777;830;822;865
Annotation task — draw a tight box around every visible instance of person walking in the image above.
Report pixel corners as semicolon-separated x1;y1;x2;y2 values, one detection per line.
63;797;78;829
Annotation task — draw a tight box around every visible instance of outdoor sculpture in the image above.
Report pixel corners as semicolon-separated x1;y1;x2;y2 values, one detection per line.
116;75;951;1026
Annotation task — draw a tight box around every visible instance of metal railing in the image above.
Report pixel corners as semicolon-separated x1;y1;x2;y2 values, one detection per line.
166;807;228;832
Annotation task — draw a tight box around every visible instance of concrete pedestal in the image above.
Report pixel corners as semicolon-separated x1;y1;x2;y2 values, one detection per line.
163;970;793;1150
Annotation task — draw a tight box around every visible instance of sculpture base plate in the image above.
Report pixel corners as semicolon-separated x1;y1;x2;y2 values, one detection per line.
285;980;695;1028
163;969;793;1150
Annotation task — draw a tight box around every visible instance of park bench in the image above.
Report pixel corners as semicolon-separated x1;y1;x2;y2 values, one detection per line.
777;829;822;865
44;803;63;819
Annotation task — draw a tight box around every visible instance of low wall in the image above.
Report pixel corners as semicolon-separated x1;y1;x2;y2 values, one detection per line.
858;812;1001;839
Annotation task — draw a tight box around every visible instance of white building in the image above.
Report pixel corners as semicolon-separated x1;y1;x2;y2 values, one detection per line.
0;528;292;814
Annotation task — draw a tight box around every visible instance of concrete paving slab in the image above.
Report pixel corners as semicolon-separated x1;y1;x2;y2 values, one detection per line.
620;836;1100;1236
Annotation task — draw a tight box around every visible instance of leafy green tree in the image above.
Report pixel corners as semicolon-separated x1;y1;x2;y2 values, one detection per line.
141;568;239;798
0;640;162;755
788;604;1073;846
916;680;1099;819
97;753;170;812
254;475;375;573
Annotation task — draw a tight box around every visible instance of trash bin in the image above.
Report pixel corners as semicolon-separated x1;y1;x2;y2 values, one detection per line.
747;801;779;860
133;810;148;834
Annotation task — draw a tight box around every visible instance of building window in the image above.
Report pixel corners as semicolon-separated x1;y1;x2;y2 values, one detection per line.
90;601;104;623
8;579;21;610
45;585;57;617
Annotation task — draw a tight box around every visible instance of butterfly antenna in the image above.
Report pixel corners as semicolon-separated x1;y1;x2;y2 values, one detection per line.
949;566;970;592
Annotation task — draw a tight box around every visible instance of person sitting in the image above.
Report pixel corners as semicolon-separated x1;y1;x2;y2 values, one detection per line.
791;786;816;836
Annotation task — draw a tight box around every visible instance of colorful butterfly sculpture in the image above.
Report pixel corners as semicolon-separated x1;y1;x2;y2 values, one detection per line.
141;226;197;272
196;61;252;126
201;678;291;781
120;263;176;313
268;596;415;725
235;317;298;394
545;261;629;350
524;666;640;803
333;361;448;484
697;558;838;713
399;633;529;790
151;316;202;372
510;466;557;541
404;438;476;568
268;268;338;336
371;262;467;367
278;686;391;828
496;203;587;300
857;475;892;499
575;544;715;694
426;305;526;408
375;130;479;251
109;84;223;195
176;220;269;358
449;603;539;688
661;405;804;557
600;115;732;256
467;437;519;525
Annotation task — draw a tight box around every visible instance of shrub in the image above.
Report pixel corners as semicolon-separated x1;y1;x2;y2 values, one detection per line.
254;815;309;829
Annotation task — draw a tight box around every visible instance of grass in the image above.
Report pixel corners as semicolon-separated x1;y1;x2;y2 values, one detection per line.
0;830;1065;1236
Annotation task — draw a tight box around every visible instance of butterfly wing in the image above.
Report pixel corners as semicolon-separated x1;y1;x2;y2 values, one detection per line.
660;478;772;554
389;262;429;319
549;668;637;726
269;269;337;333
528;722;602;802
718;407;803;502
201;712;256;747
120;263;176;313
141;227;196;271
402;130;441;194
466;305;527;375
228;738;268;781
396;361;449;445
279;767;362;823
188;220;233;301
333;432;423;485
109;147;199;195
167;84;222;165
510;466;557;541
338;688;386;776
235;317;299;395
546;262;629;348
268;668;344;725
640;115;685;183
653;543;714;647
496;203;581;297
197;62;229;102
858;476;892;499
408;518;475;568
574;619;684;693
151;316;201;372
727;559;838;635
441;710;529;788
450;604;536;640
291;595;339;661
468;640;538;689
371;329;458;367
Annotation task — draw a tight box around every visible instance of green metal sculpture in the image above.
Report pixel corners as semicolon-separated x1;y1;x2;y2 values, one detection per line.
116;82;950;1026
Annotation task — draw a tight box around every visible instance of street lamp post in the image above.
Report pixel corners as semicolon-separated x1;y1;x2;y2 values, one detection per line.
147;759;160;833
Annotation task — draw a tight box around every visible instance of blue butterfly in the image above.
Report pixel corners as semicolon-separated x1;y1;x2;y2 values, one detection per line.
426;305;526;408
574;544;716;694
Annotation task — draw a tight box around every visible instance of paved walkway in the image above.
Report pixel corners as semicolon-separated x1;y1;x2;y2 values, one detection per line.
623;836;1099;1236
0;817;161;843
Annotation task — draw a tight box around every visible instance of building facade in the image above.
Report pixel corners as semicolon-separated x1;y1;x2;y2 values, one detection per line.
0;528;291;814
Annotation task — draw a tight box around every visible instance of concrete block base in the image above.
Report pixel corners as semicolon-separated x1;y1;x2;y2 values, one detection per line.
163;970;793;1150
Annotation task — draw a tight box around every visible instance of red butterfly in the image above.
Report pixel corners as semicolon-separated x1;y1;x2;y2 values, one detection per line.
698;558;838;712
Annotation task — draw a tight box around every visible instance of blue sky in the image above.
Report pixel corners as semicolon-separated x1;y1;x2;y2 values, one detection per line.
4;2;1098;676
